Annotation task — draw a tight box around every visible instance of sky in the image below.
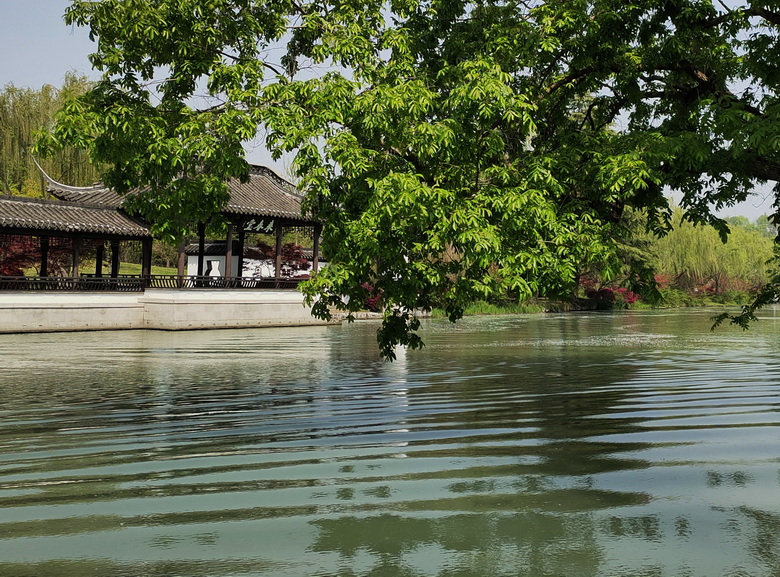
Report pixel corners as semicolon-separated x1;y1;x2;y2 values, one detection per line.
0;0;773;219
0;1;96;91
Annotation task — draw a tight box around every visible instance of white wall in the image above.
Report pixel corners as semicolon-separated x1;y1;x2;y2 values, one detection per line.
186;255;240;277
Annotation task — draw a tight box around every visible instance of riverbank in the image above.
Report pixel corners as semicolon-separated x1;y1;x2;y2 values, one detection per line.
430;290;754;319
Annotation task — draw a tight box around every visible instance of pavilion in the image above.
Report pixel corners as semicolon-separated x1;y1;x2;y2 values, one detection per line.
0;193;153;288
0;165;321;290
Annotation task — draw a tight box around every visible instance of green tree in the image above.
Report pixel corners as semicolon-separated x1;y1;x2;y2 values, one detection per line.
37;0;289;242
41;0;780;356
576;206;660;299
753;214;777;238
721;225;774;290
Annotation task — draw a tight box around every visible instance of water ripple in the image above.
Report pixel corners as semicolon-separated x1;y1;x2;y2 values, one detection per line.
1;312;780;576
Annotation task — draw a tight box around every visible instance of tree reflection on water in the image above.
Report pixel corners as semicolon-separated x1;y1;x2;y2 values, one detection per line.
1;311;780;576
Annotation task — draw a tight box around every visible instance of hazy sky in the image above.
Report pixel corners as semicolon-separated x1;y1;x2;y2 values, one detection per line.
0;1;96;89
0;1;772;218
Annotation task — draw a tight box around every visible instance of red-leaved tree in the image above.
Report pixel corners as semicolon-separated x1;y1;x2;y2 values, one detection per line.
0;235;101;276
244;242;311;277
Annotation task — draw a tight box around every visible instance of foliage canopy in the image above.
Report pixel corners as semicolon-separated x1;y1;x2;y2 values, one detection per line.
41;0;780;357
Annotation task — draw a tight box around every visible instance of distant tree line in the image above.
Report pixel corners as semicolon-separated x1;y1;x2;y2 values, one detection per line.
579;208;777;308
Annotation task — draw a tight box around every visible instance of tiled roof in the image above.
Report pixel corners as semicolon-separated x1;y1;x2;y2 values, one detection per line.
224;166;312;222
183;241;241;256
45;165;313;223
0;196;151;238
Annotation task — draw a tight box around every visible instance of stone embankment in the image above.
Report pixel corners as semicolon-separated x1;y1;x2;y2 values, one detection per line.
0;290;336;333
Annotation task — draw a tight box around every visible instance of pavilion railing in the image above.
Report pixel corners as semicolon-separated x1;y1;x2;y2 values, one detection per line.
0;275;304;291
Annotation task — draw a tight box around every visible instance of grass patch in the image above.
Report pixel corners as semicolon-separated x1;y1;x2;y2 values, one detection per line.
656;288;752;308
108;262;179;275
23;262;179;276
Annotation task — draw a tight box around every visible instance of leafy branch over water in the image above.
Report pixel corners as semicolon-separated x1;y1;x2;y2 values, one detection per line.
35;0;780;357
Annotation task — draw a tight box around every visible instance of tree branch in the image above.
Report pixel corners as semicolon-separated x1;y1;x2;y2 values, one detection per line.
742;156;780;183
546;65;598;94
747;6;780;26
215;48;284;76
386;144;425;176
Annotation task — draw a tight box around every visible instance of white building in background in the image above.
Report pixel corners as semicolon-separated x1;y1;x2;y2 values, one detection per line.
185;242;325;279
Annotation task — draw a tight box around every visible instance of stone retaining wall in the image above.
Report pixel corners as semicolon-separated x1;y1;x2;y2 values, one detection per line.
0;289;333;333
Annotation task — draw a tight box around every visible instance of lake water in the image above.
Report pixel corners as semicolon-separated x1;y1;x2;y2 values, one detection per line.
1;309;780;577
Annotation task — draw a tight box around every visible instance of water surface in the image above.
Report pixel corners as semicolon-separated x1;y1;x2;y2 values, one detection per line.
1;309;780;576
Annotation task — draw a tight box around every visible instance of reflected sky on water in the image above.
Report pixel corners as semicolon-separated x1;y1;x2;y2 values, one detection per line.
1;309;780;576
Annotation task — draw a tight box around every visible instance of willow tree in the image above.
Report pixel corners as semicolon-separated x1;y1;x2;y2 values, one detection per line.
655;209;773;292
1;73;99;196
41;0;780;356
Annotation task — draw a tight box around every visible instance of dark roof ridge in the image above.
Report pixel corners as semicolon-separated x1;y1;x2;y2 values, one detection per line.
0;194;117;211
0;195;151;237
36;162;314;224
39;162;301;196
45;180;108;194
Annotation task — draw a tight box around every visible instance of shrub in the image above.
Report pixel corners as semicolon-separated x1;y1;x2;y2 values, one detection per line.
709;290;751;306
361;282;383;312
615;287;640;305
659;288;699;307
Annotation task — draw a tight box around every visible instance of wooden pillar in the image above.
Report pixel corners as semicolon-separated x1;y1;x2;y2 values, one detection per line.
71;236;81;278
225;222;234;281
274;222;283;281
141;237;153;280
312;223;322;273
237;221;246;285
95;243;105;277
39;236;49;277
177;238;186;288
197;222;206;277
110;240;120;277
